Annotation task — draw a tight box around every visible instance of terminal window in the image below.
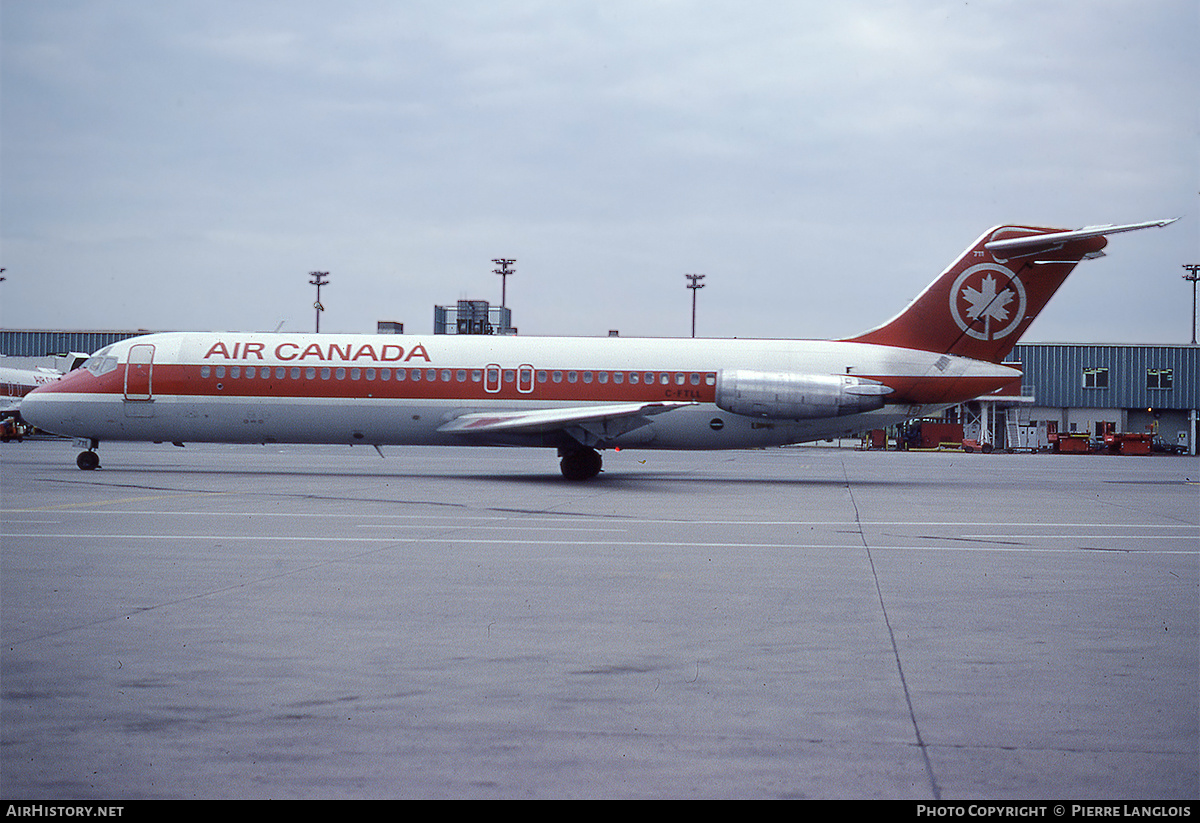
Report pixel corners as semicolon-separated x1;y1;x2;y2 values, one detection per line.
1082;367;1109;389
1147;368;1173;389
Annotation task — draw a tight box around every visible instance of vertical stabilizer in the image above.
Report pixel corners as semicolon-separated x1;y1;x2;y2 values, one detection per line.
844;220;1176;363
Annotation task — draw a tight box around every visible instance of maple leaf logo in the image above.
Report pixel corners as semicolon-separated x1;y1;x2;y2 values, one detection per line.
949;264;1026;341
961;274;1015;325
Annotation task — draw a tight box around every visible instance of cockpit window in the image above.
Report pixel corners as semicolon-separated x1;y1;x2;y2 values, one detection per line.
83;348;119;377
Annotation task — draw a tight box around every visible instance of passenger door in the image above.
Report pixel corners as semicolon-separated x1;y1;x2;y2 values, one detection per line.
123;344;157;418
124;344;155;401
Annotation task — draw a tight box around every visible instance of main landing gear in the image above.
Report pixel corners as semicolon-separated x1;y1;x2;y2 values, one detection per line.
76;440;100;470
559;447;603;481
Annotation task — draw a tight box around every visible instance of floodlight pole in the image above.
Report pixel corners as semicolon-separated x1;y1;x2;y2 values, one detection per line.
1183;265;1200;345
493;259;515;308
685;273;705;338
309;271;330;333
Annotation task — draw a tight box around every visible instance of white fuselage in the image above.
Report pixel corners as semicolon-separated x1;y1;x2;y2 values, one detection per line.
22;331;1019;451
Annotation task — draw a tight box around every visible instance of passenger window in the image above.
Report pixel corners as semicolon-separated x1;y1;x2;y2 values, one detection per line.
597;372;608;384
335;368;346;380
567;371;578;383
306;367;316;380
365;368;375;380
629;373;639;384
472;370;483;382
456;370;467;382
380;369;391;380
441;369;451;382
583;372;593;383
201;366;211;378
426;369;437;381
351;368;362;380
613;372;624;384
276;367;286;379
553;371;563;383
290;368;300;379
690;373;700;385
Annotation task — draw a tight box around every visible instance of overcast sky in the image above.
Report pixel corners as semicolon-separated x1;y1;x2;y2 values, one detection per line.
2;0;1196;345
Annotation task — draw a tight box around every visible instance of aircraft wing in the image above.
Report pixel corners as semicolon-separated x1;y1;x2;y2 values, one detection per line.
438;401;694;445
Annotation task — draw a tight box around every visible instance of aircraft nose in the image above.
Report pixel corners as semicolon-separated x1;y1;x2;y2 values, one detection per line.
19;387;58;433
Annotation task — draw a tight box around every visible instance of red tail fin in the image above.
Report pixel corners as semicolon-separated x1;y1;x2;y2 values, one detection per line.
844;220;1176;363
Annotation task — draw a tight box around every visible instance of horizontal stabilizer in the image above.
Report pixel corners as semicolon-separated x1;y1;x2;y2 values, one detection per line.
984;218;1177;258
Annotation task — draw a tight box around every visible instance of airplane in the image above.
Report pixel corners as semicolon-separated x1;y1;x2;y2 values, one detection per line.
20;219;1176;478
2;365;62;414
1;355;87;441
2;353;90;415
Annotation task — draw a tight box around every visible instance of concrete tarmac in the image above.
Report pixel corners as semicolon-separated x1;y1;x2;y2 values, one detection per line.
2;440;1197;800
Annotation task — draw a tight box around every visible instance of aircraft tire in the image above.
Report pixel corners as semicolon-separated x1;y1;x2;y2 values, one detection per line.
76;451;100;471
560;448;602;481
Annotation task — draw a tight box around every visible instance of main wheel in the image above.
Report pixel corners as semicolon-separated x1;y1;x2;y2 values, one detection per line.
76;450;100;470
559;448;602;480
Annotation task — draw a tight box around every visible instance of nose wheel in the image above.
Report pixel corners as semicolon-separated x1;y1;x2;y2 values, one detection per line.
76;450;100;470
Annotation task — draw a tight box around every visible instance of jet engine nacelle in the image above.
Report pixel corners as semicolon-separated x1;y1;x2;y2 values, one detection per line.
715;370;891;419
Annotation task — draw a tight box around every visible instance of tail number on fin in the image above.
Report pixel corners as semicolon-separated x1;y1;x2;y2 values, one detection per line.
950;263;1027;342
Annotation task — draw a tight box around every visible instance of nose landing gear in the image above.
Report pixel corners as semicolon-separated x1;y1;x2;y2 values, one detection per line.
75;439;100;470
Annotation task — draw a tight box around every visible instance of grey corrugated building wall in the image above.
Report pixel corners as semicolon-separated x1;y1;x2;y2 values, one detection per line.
1008;344;1198;409
1;329;151;358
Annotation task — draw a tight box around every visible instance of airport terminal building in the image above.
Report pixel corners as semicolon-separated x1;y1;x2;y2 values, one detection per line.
1003;343;1198;454
2;329;1196;454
